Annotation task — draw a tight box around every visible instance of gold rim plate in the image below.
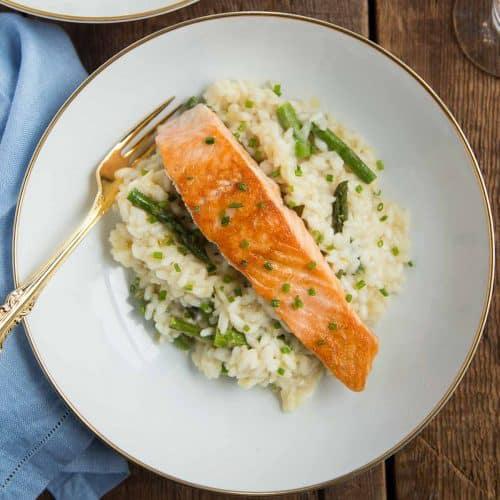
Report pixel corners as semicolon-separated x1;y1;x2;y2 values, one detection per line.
0;0;197;23
11;12;495;495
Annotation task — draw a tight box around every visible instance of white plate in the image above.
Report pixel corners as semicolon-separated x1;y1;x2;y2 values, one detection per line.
0;0;198;23
13;13;494;494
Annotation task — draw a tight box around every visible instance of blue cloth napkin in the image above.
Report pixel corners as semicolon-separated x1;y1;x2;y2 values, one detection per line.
0;14;129;499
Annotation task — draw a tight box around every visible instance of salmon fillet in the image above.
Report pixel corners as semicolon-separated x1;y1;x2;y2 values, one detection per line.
156;104;378;391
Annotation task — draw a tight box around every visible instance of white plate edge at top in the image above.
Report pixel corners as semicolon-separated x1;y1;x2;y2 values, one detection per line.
0;0;198;23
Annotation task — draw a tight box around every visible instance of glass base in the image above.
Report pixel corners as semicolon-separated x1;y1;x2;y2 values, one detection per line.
453;0;500;76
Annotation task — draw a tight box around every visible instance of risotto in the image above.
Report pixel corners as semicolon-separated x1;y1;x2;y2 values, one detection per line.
109;80;411;411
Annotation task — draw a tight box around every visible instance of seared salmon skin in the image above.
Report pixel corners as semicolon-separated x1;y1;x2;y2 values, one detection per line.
156;104;378;391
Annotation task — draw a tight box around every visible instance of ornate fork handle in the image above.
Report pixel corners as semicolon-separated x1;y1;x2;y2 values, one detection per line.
0;198;103;351
0;286;37;349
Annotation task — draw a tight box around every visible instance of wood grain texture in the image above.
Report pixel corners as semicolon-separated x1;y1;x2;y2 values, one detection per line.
376;1;499;498
28;0;369;74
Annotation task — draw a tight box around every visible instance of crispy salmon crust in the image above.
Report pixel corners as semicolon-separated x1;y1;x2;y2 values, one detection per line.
156;104;378;391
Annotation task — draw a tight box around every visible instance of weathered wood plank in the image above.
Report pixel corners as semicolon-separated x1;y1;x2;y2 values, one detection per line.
36;0;369;73
376;1;499;498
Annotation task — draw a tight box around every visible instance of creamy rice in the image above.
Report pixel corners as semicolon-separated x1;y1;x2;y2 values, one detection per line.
109;80;411;411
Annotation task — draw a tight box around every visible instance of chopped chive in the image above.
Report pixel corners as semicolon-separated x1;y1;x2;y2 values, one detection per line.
273;83;282;96
277;367;285;376
326;174;334;183
193;205;200;213
223;275;233;283
271;299;280;308
270;167;281;178
292;295;304;309
200;303;212;312
407;260;414;267
294;166;303;177
206;263;216;273
147;214;157;224
345;294;353;303
243;324;250;332
355;184;363;193
220;363;229;374
228;202;244;209
237;182;247;191
380;215;388;222
336;269;345;279
159;236;173;247
308;287;316;296
376;160;385;171
287;200;296;208
328;322;337;330
326;244;335;251
141;168;148;176
184;284;193;291
227;296;235;303
157;200;168;208
379;287;389;297
221;213;231;226
152;251;163;259
377;202;384;212
282;283;291;293
204;136;215;145
391;246;400;256
240;259;248;267
289;185;295;193
374;189;382;196
355;280;366;290
316;338;326;346
377;239;384;247
240;240;250;249
257;201;266;208
245;99;255;108
248;137;259;148
234;288;243;297
273;320;281;329
280;346;291;354
307;261;317;270
177;246;188;256
158;290;167;301
312;230;324;244
238;122;247;132
233;131;240;140
173;263;181;272
263;261;274;271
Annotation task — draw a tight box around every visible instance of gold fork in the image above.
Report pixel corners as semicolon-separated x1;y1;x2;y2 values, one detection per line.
0;96;178;349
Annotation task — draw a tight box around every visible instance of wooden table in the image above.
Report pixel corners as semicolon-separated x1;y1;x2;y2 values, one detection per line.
3;1;497;498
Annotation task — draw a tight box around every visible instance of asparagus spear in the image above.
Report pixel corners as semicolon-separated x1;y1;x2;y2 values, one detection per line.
184;95;204;110
332;180;349;233
277;102;312;159
311;124;376;184
173;334;194;350
127;188;210;264
169;316;202;337
213;328;248;348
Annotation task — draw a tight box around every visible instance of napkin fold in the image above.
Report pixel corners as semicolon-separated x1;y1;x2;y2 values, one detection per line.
0;14;129;499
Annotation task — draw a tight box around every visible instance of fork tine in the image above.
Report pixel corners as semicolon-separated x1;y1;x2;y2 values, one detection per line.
124;102;183;161
131;143;157;168
117;96;176;150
